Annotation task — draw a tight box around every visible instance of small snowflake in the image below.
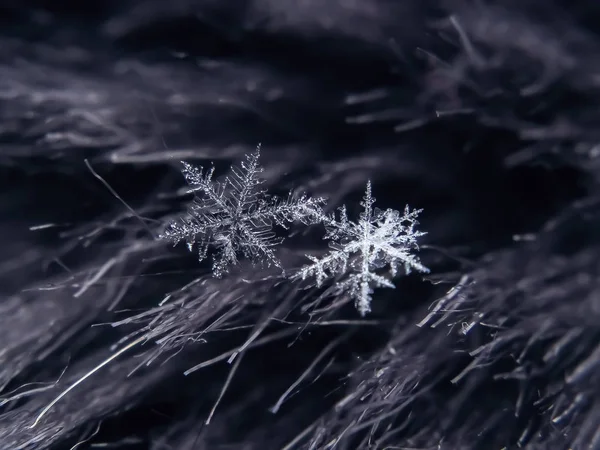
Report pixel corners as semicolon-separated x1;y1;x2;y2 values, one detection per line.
160;145;326;278
294;181;429;315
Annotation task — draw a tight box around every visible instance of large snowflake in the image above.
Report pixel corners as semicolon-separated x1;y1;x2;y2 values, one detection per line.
160;146;325;278
294;181;429;315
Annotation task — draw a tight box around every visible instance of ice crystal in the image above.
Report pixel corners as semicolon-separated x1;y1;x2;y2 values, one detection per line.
160;145;326;278
294;181;429;315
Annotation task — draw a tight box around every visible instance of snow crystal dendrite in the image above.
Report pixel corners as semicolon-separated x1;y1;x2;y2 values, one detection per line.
160;145;326;278
161;147;429;314
293;181;429;315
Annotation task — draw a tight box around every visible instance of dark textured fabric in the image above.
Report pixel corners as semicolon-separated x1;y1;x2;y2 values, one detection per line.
0;1;599;449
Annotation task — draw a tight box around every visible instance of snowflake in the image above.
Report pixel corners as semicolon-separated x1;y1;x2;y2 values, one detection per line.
160;145;326;278
294;181;429;315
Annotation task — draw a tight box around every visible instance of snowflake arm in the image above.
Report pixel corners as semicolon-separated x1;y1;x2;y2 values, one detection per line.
181;162;230;212
226;148;265;215
293;181;429;315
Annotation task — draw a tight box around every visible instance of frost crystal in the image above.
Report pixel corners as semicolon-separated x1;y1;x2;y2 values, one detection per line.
294;181;429;315
160;145;325;278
